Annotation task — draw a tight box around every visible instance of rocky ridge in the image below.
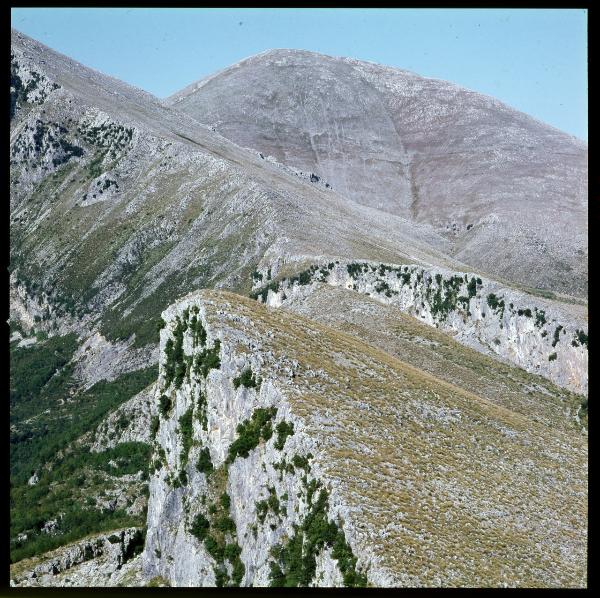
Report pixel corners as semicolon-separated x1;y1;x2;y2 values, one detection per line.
252;261;588;395
139;290;586;587
169;48;588;298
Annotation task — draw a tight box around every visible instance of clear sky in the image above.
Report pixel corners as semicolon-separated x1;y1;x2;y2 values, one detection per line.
11;7;587;140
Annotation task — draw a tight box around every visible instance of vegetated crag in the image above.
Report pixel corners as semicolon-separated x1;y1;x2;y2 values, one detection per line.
169;49;588;298
10;527;145;587
251;261;588;395
140;290;586;587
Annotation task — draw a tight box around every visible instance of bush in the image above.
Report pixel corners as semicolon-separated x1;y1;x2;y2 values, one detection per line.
233;368;260;390
467;278;477;298
190;514;210;545
150;416;159;439
220;493;231;510
178;408;194;466
214;515;236;534
196;448;213;474
552;325;563;348
158;395;172;417
194;340;221;378
227;407;277;463
548;352;557;361
274;421;294;450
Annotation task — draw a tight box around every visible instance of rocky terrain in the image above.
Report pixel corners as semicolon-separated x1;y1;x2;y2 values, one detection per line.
10;29;587;587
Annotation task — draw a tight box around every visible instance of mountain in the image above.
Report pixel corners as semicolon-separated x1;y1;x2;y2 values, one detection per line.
10;30;587;588
168;49;588;298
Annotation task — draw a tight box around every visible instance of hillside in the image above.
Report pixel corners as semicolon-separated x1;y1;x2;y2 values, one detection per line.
168;49;588;298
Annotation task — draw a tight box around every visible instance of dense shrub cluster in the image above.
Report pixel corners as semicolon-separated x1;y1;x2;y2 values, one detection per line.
274;421;295;450
196;448;214;474
226;407;277;463
233;368;261;390
268;488;366;587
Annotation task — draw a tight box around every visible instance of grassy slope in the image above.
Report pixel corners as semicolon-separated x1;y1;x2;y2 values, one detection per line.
197;289;586;587
280;283;587;433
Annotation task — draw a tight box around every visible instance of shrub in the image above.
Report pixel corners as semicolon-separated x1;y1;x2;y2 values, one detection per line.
552;326;563;348
274;421;294;450
534;309;547;328
220;493;231;510
196;448;213;474
292;454;310;471
487;293;500;310
194;340;221;378
467;278;477;298
233;368;260;390
150;416;159;439
214;515;236;534
158;395;172;418
548;352;557;361
178;408;194;466
227;407;277;463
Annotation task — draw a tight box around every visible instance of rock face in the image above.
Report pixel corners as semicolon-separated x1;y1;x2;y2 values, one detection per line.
255;261;588;395
10;528;145;587
169;49;588;298
139;290;586;587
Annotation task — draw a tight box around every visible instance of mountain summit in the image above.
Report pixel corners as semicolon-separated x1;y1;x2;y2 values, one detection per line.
168;49;588;298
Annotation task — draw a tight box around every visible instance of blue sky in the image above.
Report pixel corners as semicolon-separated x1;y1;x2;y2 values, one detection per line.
11;8;587;140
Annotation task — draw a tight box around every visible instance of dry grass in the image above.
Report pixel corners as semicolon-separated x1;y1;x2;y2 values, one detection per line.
193;289;587;587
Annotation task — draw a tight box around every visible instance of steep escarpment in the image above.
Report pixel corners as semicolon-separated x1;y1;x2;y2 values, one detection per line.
141;290;586;587
252;261;588;395
10;29;466;574
10;528;145;587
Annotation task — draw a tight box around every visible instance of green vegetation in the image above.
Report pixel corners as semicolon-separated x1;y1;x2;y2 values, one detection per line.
268;488;366;587
10;442;151;563
9;341;155;564
552;325;563;348
10;333;78;414
194;340;221;378
347;262;367;279
467;277;477;298
178;407;194;469
572;329;588;349
548;352;558;362
11;352;156;486
190;513;210;542
486;293;505;320
191;468;245;586
517;308;533;318
158;395;172;418
197;448;214;475
274;421;295;450
250;279;280;302
292;454;311;471
534;308;547;328
233;368;261;390
150;416;160;439
226;407;277;464
163;316;186;388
